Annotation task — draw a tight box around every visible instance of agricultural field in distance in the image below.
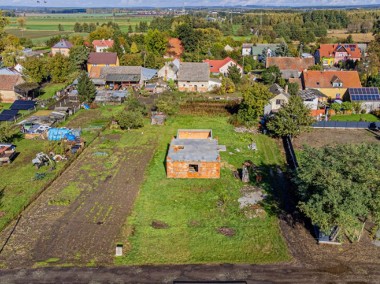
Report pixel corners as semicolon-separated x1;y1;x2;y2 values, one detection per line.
327;29;375;43
5;14;154;44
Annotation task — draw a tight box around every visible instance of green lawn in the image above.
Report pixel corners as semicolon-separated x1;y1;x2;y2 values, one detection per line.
116;115;290;265
0;138;66;232
330;113;379;122
0;103;12;110
38;83;67;100
0;108;117;232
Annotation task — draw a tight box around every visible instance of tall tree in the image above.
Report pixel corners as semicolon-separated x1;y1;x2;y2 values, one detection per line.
261;65;281;85
77;72;96;103
295;144;380;232
227;64;241;84
234;83;272;126
275;41;290;57
23;56;48;83
47;53;71;83
266;95;314;137
69;45;89;71
145;29;167;56
17;17;26;29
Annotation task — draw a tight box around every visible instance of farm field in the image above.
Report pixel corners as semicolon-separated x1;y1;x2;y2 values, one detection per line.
6;14;154;44
292;128;379;150
329;113;379;122
327;29;375;43
116;115;290;265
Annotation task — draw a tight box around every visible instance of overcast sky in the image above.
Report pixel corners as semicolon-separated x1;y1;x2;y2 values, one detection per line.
3;0;380;7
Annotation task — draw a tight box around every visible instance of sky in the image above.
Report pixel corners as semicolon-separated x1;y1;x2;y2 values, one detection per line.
2;0;380;7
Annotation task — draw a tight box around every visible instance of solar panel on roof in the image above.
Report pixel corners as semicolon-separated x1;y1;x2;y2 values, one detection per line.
0;115;16;121
1;110;18;115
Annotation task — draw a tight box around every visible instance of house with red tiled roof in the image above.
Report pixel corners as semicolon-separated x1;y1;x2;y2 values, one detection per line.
92;39;114;53
164;38;184;59
51;39;73;57
315;44;362;67
87;52;119;73
266;57;315;79
203;57;243;76
0;73;25;103
301;70;362;100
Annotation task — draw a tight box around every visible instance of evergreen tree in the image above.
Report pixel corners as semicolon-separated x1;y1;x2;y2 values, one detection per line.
227;64;242;84
266;95;314;137
77;72;96;103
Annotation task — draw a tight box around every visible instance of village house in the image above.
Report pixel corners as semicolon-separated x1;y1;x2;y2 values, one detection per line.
0;73;25;103
344;87;380;113
242;43;279;60
166;129;224;179
177;62;210;92
301;70;362;100
266;57;315;80
92;39;114;53
157;59;180;81
51;39;73;57
315;44;362;67
264;84;290;115
164;38;184;59
203;57;243;76
95;66;157;89
87;52;119;73
298;89;327;110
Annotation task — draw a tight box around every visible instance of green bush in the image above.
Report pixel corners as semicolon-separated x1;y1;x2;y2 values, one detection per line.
116;111;144;130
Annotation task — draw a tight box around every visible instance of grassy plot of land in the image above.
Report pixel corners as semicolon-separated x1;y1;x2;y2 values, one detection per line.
38;83;67;100
0;108;118;233
116;115;290;265
0;138;66;232
329;114;379;122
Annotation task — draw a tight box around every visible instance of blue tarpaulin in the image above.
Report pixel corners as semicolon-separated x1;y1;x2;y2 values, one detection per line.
48;128;81;141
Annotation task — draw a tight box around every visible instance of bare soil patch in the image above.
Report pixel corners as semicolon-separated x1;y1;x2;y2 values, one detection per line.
293;129;378;150
0;134;156;268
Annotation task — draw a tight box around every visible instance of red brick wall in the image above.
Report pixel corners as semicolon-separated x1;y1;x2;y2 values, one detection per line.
177;130;211;139
166;160;220;179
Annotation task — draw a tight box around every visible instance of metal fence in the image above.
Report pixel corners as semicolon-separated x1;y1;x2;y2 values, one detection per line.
312;121;380;129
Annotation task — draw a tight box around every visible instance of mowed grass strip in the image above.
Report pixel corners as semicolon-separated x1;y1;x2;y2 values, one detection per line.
116;115;290;265
329;113;379;122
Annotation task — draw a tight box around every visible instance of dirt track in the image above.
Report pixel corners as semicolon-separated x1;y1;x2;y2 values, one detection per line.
0;134;156;268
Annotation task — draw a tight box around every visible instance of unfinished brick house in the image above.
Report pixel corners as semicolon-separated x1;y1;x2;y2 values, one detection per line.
166;129;224;179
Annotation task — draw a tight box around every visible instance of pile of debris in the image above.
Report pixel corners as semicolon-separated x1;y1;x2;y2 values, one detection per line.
0;143;16;166
234;127;258;134
238;185;267;219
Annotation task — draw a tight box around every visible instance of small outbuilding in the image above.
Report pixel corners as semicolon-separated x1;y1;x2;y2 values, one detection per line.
166;129;224;179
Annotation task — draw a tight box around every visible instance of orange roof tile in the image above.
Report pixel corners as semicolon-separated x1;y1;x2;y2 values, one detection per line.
89;66;103;79
318;44;361;59
302;70;362;89
266;57;315;72
310;109;325;117
92;39;114;48
203;57;242;73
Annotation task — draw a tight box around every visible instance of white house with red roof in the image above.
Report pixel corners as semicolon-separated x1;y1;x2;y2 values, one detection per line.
92;39;114;53
203;57;243;76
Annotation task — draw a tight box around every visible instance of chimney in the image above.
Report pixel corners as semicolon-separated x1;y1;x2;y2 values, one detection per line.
285;85;288;94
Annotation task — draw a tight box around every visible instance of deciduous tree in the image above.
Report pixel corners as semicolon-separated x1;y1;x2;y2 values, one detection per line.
295;144;380;232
